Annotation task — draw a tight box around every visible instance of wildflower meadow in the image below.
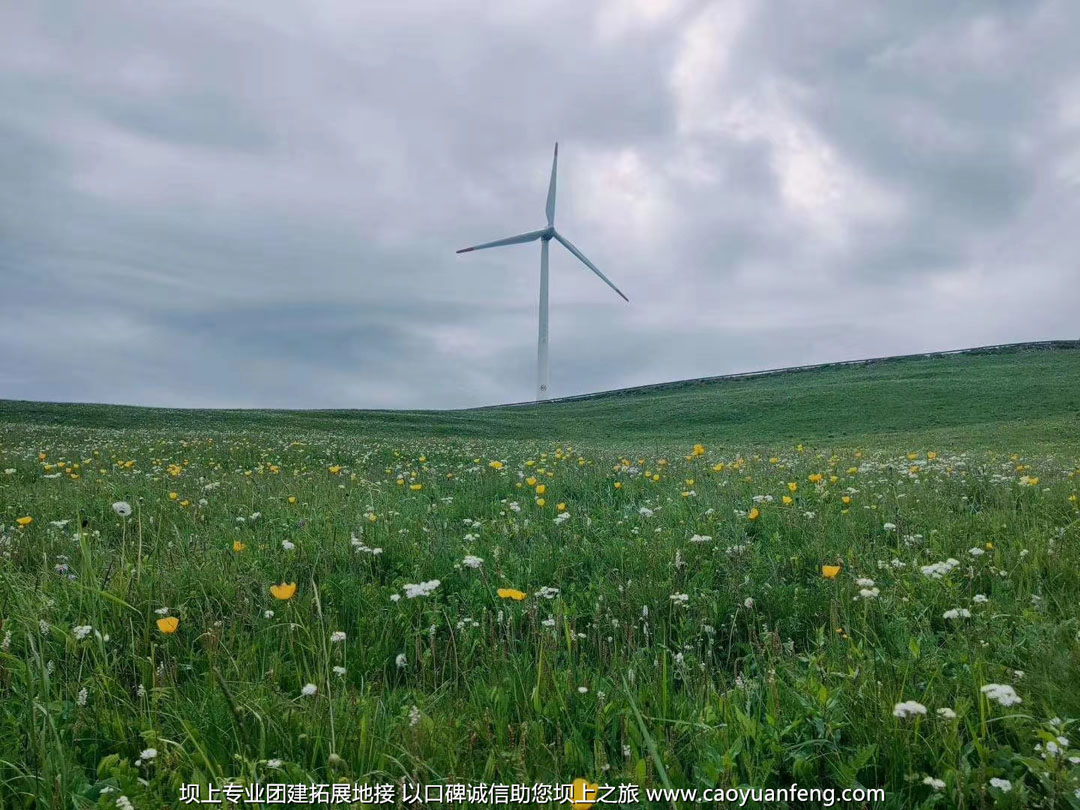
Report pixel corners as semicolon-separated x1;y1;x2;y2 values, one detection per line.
2;349;1080;808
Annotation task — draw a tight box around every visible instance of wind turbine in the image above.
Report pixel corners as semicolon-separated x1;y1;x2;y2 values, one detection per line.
456;142;628;401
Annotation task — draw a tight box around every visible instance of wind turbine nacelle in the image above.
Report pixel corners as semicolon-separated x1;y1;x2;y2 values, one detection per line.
540;227;555;241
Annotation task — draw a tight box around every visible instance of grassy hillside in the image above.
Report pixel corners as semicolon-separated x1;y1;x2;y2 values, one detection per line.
2;342;1079;448
1;342;1079;807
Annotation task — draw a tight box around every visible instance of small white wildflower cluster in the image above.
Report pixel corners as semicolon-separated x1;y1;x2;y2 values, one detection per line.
981;683;1022;706
855;577;880;599
330;631;346;643
669;593;689;605
920;558;960;579
112;501;132;517
72;625;93;641
350;535;383;556
689;534;712;543
402;580;440;599
942;608;972;620
461;555;483;569
534;586;559;599
301;683;318;697
893;700;928;718
553;511;570;525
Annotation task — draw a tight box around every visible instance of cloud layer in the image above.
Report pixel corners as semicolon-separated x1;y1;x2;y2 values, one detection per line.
2;0;1078;408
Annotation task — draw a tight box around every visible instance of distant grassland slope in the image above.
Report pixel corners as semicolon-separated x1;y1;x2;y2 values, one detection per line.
2;342;1078;449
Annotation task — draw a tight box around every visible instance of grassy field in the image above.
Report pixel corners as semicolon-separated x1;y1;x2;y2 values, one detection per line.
1;344;1079;808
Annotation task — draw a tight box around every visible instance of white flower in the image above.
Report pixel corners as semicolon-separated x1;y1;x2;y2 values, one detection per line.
689;534;712;543
577;686;589;694
281;540;295;551
743;597;754;609
922;776;945;791
395;653;407;669
266;758;283;768
77;687;88;706
859;587;880;599
981;683;1022;706
264;610;274;619
669;593;689;605
936;707;957;719
462;555;483;569
332;666;346;677
893;700;928;718
920;558;960;579
883;522;896;531
301;683;318;697
535;586;560;600
112;501;132;517
154;607;170;616
973;594;989;604
330;631;346;643
116;796;135;810
969;547;985;557
139;748;157;761
409;705;421;726
389;593;401;602
988;778;1012;793
638;507;654;518
72;625;93;641
403;580;441;599
942;608;971;620
856;578;875;587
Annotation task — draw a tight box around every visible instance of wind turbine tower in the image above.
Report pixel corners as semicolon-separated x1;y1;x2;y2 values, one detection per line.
456;143;628;401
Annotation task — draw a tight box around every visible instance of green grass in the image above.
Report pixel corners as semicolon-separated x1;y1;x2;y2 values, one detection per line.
1;344;1079;808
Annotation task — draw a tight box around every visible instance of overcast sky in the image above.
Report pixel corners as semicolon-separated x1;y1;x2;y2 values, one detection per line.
2;1;1078;410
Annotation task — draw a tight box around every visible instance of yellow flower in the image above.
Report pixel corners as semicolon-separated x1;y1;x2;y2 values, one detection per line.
685;478;694;487
748;507;760;521
156;616;179;634
535;483;546;495
782;495;793;505
536;498;546;507
168;491;179;500
769;457;779;464
525;476;537;487
808;473;823;483
788;482;798;492
497;588;527;601
556;502;566;512
691;444;705;456
927;451;937;460
270;582;297;600
16;516;33;527
651;474;660;482
841;496;852;505
488;460;504;470
613;481;622;490
712;463;725;472
410;483;423;491
368;514;377;522
907;452;918;461
179;499;191;507
288;496;297;504
233;541;246;552
571;779;598;809
328;465;341;475
396;478;405;486
822;565;841;580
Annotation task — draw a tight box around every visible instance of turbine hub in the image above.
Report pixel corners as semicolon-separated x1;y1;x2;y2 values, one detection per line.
541;227;555;241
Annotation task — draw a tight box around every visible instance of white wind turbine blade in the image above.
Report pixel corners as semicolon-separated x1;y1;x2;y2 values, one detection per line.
545;142;558;226
553;231;629;302
456;228;547;253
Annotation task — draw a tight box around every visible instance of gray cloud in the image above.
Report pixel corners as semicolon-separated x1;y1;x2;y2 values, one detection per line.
1;0;1078;409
